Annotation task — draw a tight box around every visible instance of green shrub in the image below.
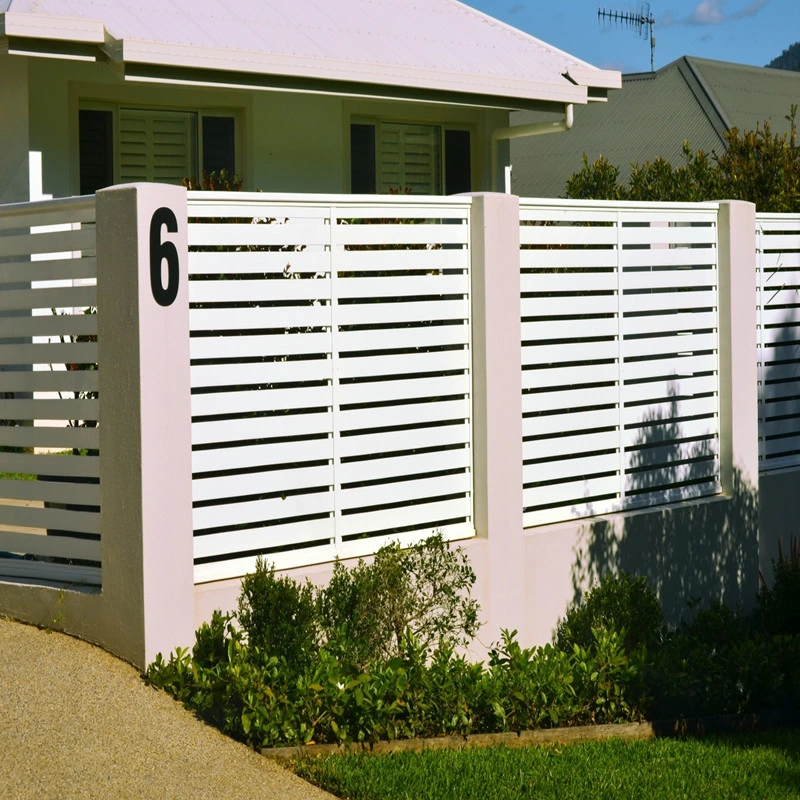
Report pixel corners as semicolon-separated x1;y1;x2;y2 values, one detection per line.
758;537;800;637
555;573;663;656
648;602;781;718
237;557;318;671
318;534;480;672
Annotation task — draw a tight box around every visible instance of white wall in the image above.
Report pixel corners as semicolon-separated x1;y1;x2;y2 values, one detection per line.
0;55;30;203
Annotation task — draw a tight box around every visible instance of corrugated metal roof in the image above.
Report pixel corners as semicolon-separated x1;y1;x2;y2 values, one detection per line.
687;57;800;135
510;56;800;198
2;0;619;107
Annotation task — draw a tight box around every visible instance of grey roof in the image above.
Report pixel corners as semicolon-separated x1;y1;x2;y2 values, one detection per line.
511;56;800;198
0;0;619;110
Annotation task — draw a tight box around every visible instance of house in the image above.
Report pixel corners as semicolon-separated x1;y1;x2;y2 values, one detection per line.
0;0;620;204
509;56;800;198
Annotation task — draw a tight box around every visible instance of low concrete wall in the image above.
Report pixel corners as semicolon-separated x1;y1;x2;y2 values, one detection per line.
759;468;800;586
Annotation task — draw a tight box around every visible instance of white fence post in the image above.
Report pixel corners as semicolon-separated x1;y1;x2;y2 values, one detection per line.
95;183;194;666
468;193;526;642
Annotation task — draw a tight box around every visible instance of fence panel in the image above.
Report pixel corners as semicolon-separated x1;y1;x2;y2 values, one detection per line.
188;194;474;582
757;213;800;471
520;200;721;528
0;196;100;585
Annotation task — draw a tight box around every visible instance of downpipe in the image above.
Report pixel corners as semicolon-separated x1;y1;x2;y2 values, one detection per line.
491;103;574;192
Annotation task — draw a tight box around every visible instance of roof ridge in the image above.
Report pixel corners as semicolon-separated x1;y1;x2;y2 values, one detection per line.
679;56;731;140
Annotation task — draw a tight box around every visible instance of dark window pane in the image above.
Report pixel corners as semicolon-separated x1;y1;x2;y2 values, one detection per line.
79;110;113;195
202;116;236;176
445;129;471;195
350;123;376;193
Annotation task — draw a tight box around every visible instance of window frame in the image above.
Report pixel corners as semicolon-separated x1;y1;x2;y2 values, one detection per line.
348;116;474;196
75;97;242;193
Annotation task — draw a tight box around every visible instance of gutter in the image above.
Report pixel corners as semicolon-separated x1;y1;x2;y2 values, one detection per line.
491;103;574;192
490;103;574;193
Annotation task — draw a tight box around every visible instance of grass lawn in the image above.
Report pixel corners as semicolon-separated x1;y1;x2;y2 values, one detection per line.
292;728;800;800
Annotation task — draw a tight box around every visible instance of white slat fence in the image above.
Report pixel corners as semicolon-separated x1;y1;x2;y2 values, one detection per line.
757;213;800;471
520;200;721;528
0;196;100;585
188;193;474;582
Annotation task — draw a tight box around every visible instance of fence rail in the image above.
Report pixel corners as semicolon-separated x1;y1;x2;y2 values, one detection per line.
187;193;474;582
0;196;100;585
519;200;722;528
757;213;800;472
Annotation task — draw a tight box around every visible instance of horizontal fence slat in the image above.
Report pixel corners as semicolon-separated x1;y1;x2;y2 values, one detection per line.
0;424;99;450
190;306;331;330
336;447;470;485
340;472;470;510
0;530;100;561
0;312;97;340
0;342;98;366
0;256;97;284
192;438;333;474
336;422;471;459
0;284;97;313
192;385;332;417
192;464;334;503
0;369;98;394
0;226;95;258
0;398;98;422
0;502;99;535
193;517;336;561
0;557;101;585
193;490;334;531
523;452;619;484
335;497;470;538
192;411;333;445
0;478;99;506
0;452;99;478
189;278;332;304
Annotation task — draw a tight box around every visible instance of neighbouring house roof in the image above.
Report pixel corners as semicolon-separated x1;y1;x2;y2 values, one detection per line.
0;0;619;110
511;56;800;198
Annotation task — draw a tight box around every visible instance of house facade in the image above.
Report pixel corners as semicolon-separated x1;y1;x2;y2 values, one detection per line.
0;0;620;204
509;56;800;199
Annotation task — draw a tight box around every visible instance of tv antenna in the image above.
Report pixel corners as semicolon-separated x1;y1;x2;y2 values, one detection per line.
598;4;656;72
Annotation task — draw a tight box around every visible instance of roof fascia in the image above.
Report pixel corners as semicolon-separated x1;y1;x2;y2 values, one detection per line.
104;38;591;107
566;66;622;91
121;62;574;112
0;11;104;43
0;35;99;60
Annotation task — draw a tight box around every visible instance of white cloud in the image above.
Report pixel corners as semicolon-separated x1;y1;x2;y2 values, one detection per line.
689;0;725;24
686;0;769;24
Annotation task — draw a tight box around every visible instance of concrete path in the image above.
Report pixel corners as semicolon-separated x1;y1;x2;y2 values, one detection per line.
0;616;335;799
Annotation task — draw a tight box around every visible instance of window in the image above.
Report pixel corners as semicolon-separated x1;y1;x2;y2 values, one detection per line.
350;121;471;195
78;105;237;193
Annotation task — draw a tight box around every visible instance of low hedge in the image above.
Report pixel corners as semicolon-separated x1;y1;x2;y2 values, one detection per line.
144;538;800;750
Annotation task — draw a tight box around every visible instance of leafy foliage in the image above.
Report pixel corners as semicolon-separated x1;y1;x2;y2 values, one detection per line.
566;107;800;212
318;534;480;672
767;41;800;72
237;558;319;671
145;559;800;750
182;168;243;191
555;573;663;657
758;536;800;637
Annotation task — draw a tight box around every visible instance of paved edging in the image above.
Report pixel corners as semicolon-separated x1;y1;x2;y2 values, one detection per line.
263;711;795;761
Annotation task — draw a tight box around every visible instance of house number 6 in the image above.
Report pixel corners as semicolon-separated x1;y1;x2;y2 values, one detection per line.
149;207;180;307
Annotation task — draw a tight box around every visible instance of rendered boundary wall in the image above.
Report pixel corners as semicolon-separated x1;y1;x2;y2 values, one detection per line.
1;188;796;667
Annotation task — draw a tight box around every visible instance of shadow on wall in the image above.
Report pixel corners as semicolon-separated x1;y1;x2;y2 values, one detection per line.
570;391;759;626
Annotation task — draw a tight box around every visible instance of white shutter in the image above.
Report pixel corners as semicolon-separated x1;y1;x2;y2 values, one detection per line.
118;109;197;185
378;123;441;195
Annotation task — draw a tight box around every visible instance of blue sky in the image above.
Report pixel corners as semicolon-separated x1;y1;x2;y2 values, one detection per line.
465;0;798;74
